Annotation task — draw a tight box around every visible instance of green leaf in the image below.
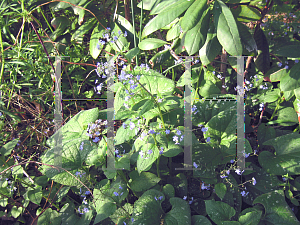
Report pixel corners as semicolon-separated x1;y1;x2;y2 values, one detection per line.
115;118;140;145
93;181;117;224
199;22;222;66
46;108;99;148
163;197;192;224
183;7;210;55
167;19;181;41
236;22;257;54
137;143;160;174
129;171;161;192
138;38;167;50
11;206;23;218
162;184;175;199
181;0;207;32
131;189;165;224
137;0;160;10
110;22;129;52
37;208;62;225
149;0;181;15
192;215;212;225
141;0;194;38
238;208;262;225
28;186;42;205
259;133;300;175
214;0;242;56
272;44;300;58
205;200;236;224
199;80;221;98
134;67;175;96
162;140;183;157
254;28;270;74
253;190;299;224
60;202;80;224
231;5;261;22
50;16;70;41
115;14;139;47
215;183;227;200
258;89;280;103
50;0;81;11
90;25;105;59
71;18;96;42
149;49;171;68
257;124;276;146
0;138;19;156
125;47;140;63
280;63;300;92
139;99;155;117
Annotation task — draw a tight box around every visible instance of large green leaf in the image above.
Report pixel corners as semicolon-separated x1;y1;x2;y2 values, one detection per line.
205;200;236;224
183;7;210;55
138;38;167;50
180;0;207;32
192;215;212;225
253;190;299;224
129;171;161;192
214;0;242;56
131;189;165;224
199;23;222;66
50;0;81;11
231;5;261;22
0;138;19;157
37;208;61;225
272;44;300;58
149;0;181;15
50;16;70;41
110;22;129;52
163;198;192;224
137;142;160;174
259;133;300;175
115;14;139;48
90;25;105;59
236;22;257;54
254;28;270;74
238;207;262;225
280;63;300;92
71;18;96;42
141;0;193;38
46;108;99;148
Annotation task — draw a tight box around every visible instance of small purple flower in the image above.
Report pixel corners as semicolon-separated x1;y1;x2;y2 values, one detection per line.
119;185;123;189
148;149;153;155
157;98;163;103
165;129;170;134
129;121;135;130
107;27;111;30
93;137;100;143
230;159;235;163
220;175;228;179
241;190;249;197
235;168;244;175
154;196;157;201
193;162;198;168
183;196;187;200
118;30;122;35
158;196;163;200
124;31;127;37
173;136;178;142
114;192;119;196
284;65;289;69
295;59;299;63
244;153;250;158
206;137;211;143
278;62;282;67
176;130;182;135
131;218;134;222
201;127;208;133
252;177;256;185
149;129;155;134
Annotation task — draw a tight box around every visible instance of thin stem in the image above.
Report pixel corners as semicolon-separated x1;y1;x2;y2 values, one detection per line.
39;6;54;33
130;0;138;65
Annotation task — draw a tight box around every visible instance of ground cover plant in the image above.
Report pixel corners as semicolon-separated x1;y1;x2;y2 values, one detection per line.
1;0;300;224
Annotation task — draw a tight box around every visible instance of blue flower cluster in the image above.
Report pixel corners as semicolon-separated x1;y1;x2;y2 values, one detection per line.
86;119;108;143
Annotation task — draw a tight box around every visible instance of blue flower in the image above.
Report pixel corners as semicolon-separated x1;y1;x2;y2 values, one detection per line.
136;75;141;80
183;196;187;200
220;175;228;179
93;137;100;143
107;27;111;30
295;59;299;63
176;130;182;135
149;129;155;134
201;127;208;133
159;147;164;155
278;62;282;67
124;31;127;37
148;149;153;155
193;162;198;168
244;153;250;158
165;129;170;134
235;168;244;175
241;190;249;197
114;192;119;196
173;136;178;142
85;191;90;195
118;30;122;35
252;177;256;185
192;105;197;112
230;159;235;163
206;137;211;143
129;121;135;130
123;123;127;129
119;185;123;189
131;218;134;222
284;65;289;69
